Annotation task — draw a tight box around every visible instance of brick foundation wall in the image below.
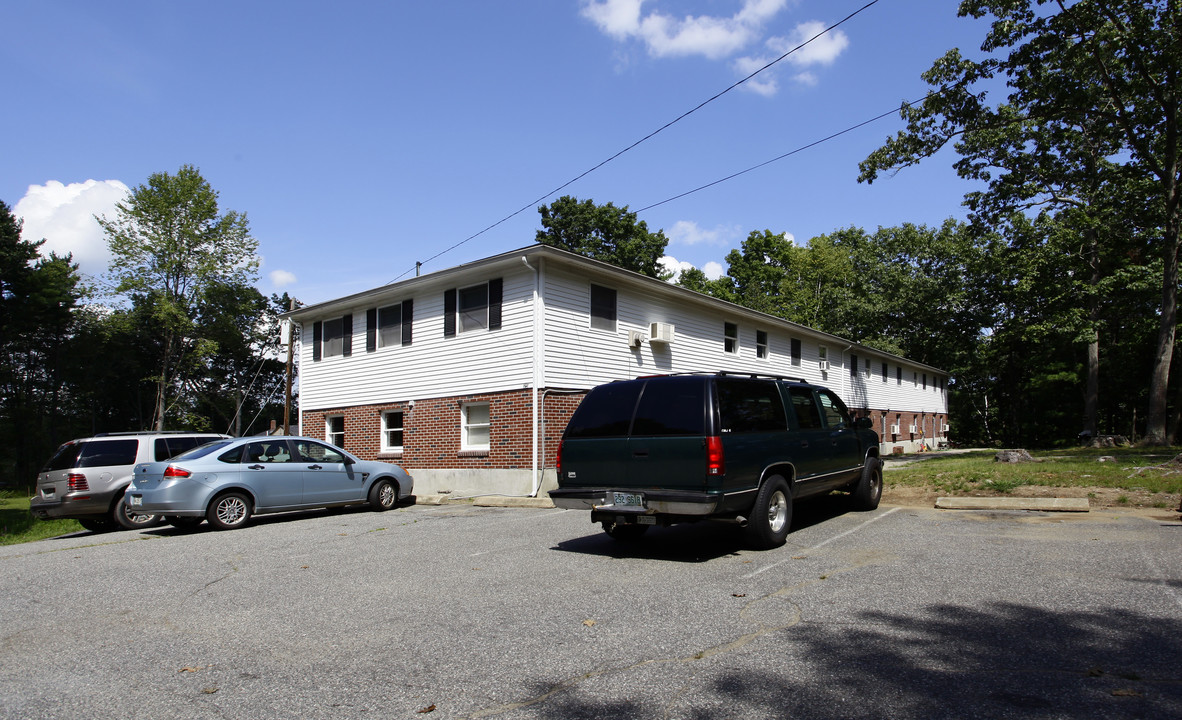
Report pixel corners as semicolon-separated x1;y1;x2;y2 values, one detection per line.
302;388;588;471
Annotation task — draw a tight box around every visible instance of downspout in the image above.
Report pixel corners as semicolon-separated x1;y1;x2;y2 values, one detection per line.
521;256;542;496
840;343;852;400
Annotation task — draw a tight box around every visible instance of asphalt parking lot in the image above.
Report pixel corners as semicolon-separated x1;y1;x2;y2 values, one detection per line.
2;499;1180;719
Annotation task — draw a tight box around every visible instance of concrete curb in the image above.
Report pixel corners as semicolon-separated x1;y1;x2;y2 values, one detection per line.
413;494;555;509
935;496;1090;512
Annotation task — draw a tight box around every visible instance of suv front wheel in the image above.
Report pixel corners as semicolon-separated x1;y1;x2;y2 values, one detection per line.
744;476;792;549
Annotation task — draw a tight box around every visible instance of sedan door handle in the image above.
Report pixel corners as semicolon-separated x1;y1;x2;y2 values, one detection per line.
307;464;323;470
248;464;265;470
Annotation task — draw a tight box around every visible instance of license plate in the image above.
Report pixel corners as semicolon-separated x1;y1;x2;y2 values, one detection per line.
42;489;55;499
129;495;142;507
612;492;643;507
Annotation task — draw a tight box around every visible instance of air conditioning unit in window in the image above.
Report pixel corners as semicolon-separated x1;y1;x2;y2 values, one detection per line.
627;330;644;348
649;322;675;343
908;424;917;434
818;360;830;371
942;424;950;433
889;424;900;435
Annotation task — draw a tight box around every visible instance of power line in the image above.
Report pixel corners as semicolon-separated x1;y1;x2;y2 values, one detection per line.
636;91;942;213
389;0;882;283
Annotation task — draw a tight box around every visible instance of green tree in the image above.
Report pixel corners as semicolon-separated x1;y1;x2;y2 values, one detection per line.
0;200;83;486
536;196;668;277
97;165;259;430
859;0;1182;444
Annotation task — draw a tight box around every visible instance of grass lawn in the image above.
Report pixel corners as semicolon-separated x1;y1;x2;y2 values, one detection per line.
883;447;1182;509
0;490;84;545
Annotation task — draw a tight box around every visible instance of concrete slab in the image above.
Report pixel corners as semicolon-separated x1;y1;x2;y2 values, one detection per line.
935;496;1090;512
411;494;555;508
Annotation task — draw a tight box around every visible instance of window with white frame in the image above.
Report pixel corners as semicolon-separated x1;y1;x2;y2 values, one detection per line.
724;322;739;354
382;411;404;452
326;415;344;447
819;345;828;369
378;304;402;347
462;403;490;451
756;330;768;359
589;284;617;332
459;284;490;332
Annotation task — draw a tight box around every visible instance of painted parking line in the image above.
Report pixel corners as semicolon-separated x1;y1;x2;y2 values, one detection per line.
745;506;901;578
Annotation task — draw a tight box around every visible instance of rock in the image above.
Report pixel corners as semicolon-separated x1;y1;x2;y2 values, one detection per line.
995;449;1036;463
1088;435;1130;448
1097;456;1117;463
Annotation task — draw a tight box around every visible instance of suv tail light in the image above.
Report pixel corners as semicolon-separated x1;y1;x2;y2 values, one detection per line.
163;465;192;478
706;436;725;476
67;473;89;491
555;440;564;477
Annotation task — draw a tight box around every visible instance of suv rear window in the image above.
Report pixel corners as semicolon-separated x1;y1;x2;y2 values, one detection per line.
631;377;705;436
74;440;140;468
565;382;644;438
153;436;223;461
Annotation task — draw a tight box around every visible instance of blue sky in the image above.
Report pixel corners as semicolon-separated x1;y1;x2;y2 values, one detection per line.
3;1;992;305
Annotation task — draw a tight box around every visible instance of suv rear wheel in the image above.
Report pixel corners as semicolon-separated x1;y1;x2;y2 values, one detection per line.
744;475;791;549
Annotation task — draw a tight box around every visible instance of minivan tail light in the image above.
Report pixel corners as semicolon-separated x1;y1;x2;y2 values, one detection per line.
163;465;192;478
706;436;725;476
67;473;89;491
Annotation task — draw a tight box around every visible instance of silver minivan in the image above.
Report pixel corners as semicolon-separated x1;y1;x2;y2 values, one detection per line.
29;431;229;532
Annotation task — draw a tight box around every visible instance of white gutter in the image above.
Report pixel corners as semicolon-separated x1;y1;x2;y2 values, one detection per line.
521;255;542;496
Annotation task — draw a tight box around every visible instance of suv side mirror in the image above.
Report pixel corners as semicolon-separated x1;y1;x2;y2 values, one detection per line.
855;416;874;430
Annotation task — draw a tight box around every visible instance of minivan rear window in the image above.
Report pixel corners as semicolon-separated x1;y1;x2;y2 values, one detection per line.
565;381;644;438
75;440;139;468
631;377;705;436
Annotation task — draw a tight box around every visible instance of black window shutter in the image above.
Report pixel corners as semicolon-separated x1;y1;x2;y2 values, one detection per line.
366;308;377;353
444;289;456;337
342;314;353;357
312;321;323;362
488;277;503;330
402;299;414;345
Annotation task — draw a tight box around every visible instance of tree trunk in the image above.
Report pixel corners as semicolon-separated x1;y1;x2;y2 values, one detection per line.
1145;228;1179;445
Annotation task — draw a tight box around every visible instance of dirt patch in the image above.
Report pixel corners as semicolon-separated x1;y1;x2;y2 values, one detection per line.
883;482;1181;519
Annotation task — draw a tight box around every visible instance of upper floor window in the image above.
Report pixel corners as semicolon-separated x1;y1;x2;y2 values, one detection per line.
881;362;888;382
756;330;768;359
312;315;352;361
444;279;502;337
790;338;802;366
724;322;739;354
590;284;617;332
367;300;414;352
850;354;859;377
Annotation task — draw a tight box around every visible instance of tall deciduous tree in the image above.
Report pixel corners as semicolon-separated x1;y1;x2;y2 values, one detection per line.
858;0;1182;444
97;165;258;430
536;196;668;277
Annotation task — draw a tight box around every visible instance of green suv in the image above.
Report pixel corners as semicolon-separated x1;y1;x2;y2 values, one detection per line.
548;372;882;549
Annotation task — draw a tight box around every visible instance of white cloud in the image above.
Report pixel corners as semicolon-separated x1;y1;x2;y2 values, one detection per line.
734;20;849;95
658;255;728;283
666;219;740;247
269;269;297;287
659;255;696;282
774;21;849;67
582;0;789;60
13;179;129;279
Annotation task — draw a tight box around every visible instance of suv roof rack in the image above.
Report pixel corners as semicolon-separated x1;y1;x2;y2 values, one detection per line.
634;371;809;384
92;431;202;437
